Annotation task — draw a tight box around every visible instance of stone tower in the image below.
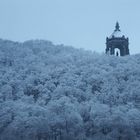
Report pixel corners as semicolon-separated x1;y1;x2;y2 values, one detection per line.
106;22;129;56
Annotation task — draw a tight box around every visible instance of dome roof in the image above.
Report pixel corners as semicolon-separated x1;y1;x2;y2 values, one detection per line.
109;22;126;39
109;30;124;38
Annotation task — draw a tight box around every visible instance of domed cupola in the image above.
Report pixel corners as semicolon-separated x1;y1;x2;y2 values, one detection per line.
106;22;130;56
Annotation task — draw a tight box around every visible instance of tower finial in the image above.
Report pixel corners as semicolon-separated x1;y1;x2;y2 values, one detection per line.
115;22;120;31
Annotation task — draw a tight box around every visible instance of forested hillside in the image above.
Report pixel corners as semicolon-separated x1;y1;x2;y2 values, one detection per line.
0;39;140;140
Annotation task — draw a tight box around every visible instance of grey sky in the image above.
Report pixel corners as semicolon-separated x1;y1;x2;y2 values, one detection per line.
0;0;140;54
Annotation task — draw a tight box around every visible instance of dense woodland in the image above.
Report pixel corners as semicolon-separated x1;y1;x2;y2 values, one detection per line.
0;39;140;140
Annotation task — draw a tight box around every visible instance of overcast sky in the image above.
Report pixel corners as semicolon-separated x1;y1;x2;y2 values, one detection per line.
0;0;140;54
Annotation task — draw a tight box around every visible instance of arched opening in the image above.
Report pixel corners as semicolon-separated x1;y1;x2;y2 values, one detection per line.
114;48;120;56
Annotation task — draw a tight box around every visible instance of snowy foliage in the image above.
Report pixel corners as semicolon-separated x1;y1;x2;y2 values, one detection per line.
0;39;140;140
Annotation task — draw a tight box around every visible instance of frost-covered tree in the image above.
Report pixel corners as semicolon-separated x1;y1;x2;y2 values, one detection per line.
0;39;140;140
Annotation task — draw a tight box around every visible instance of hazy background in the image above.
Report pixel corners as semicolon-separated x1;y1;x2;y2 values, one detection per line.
0;0;140;54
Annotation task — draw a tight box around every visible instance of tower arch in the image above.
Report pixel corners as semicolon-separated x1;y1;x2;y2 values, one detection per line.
106;22;130;56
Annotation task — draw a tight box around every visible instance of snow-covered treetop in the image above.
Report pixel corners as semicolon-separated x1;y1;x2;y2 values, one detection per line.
0;39;140;140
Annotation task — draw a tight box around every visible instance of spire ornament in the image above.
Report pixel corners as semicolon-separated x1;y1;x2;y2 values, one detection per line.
115;22;120;31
